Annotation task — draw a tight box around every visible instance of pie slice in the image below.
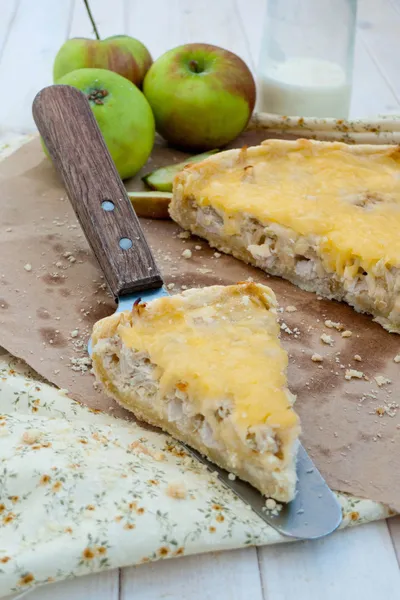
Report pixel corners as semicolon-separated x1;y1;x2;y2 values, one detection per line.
92;282;300;502
170;139;400;333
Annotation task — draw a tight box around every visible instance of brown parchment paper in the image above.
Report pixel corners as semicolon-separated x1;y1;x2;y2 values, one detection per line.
0;133;399;511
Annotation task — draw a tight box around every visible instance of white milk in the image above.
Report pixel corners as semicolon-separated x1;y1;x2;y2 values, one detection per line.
257;57;351;118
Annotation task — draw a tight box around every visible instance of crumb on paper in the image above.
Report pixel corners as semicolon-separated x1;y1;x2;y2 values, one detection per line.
280;322;293;334
320;333;334;345
178;231;190;239
194;245;202;250
213;252;221;258
376;406;386;417
285;305;297;313
345;369;364;380
166;481;187;500
24;263;32;272
167;283;175;290
354;355;362;362
228;473;236;481
70;329;79;338
311;353;323;362
394;355;400;363
324;319;344;330
182;249;192;259
22;429;42;445
374;375;391;387
197;268;212;275
70;356;92;373
341;330;352;338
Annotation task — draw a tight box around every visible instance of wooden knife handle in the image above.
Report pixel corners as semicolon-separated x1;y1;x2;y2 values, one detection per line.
32;84;163;298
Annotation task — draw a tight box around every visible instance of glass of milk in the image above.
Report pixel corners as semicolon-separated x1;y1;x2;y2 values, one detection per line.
257;0;357;118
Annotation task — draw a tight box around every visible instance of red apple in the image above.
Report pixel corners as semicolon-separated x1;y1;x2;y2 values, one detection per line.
53;36;152;88
143;43;256;150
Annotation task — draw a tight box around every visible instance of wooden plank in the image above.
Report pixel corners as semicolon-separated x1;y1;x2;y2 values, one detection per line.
121;548;263;600
0;0;73;133
258;522;400;600
4;570;119;600
388;516;400;565
350;36;399;118
357;0;400;102
127;0;253;68
0;0;19;61
69;0;126;38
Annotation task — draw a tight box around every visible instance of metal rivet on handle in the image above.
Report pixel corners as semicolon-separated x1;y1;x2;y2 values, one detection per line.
119;238;133;250
102;200;115;211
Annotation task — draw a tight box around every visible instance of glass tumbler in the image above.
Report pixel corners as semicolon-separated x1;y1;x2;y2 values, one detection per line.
257;0;357;118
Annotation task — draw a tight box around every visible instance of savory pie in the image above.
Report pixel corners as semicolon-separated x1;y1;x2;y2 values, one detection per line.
170;139;400;333
92;282;300;502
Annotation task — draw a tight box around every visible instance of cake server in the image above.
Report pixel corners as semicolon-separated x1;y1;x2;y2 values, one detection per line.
32;84;342;539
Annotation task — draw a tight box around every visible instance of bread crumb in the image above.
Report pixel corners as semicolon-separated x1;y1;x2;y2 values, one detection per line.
70;329;79;338
354;355;362;362
166;482;187;500
320;333;334;345
22;429;42;445
374;375;391;387
324;319;343;330
197;268;212;274
213;252;221;258
55;261;63;268
24;263;32;272
341;330;352;338
228;473;236;481
182;249;192;259
376;406;386;417
167;283;175;290
194;245;202;250
281;322;293;334
311;353;323;362
394;355;400;363
345;369;364;380
178;231;191;239
70;356;92;373
265;498;277;510
286;305;297;313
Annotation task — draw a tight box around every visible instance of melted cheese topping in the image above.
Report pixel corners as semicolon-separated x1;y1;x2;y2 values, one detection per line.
191;143;400;274
118;284;298;431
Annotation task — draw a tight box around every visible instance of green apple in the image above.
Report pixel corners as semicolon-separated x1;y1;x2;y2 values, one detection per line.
56;68;155;180
53;36;152;88
143;43;256;151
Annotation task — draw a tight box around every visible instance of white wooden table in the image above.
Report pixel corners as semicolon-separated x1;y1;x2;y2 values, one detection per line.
1;1;399;598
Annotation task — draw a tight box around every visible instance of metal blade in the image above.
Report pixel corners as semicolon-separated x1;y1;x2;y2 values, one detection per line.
183;443;342;539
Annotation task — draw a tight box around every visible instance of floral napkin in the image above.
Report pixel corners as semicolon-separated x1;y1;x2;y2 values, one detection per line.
0;353;392;598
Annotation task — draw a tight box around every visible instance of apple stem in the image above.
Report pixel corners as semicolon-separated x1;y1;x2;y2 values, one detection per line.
83;0;101;40
188;59;200;73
